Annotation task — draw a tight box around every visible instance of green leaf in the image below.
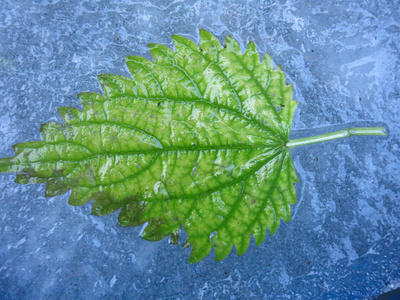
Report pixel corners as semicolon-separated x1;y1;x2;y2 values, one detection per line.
0;30;386;263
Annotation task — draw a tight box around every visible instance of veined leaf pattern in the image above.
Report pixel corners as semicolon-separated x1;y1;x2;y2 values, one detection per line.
0;30;298;262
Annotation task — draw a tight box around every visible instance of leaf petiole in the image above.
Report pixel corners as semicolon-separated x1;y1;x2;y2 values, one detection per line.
286;127;387;148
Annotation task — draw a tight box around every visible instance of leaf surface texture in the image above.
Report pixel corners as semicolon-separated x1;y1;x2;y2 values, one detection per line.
0;30;298;262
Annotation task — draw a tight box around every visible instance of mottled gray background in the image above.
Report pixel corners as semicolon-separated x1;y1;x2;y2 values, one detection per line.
0;0;399;299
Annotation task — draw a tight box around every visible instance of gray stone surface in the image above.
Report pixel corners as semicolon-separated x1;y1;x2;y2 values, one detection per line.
0;0;399;299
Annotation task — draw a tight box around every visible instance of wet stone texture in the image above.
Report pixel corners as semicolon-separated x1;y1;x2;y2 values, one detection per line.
0;0;399;299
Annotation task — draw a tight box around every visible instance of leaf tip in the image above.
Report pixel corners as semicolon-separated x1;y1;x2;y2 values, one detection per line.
0;157;14;174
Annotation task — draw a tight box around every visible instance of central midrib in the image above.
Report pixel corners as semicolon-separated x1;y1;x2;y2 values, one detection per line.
16;142;282;165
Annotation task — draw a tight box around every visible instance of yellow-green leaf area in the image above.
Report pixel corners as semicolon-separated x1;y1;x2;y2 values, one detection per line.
0;30;298;263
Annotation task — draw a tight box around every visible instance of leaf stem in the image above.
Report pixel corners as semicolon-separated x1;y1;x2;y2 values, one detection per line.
286;127;387;148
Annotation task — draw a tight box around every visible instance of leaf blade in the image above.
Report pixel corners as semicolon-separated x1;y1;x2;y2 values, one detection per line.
0;30;298;262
